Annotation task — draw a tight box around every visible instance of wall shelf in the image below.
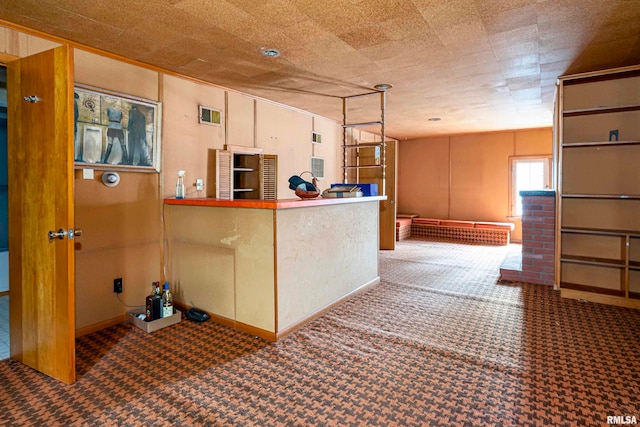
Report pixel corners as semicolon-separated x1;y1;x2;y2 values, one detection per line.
562;140;640;147
561;226;640;237
562;194;640;199
557;65;640;307
342;142;384;148
563;104;640;117
560;282;625;297
560;254;625;268
343;120;383;128
207;149;277;200
343;165;382;170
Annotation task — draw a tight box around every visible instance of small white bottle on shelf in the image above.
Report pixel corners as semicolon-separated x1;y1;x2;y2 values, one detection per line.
176;170;185;199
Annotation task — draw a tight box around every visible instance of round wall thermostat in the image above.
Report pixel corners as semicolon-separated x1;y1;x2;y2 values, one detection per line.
102;171;120;187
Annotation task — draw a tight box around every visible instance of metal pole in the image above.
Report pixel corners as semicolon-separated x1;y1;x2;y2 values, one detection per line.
342;97;348;184
380;91;386;196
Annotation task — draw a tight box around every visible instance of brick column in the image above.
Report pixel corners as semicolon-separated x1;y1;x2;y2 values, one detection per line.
520;190;556;286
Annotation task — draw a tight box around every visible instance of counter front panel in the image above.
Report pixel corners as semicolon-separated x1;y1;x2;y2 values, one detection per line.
164;196;383;339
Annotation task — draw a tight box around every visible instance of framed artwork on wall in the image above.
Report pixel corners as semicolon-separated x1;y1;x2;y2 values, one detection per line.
74;84;162;172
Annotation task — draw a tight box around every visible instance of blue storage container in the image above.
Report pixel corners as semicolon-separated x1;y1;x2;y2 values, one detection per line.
331;183;378;196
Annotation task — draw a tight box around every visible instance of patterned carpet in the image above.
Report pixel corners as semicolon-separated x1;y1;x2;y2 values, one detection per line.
1;240;639;426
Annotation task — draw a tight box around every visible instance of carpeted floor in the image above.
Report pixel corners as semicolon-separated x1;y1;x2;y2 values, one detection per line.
1;240;639;426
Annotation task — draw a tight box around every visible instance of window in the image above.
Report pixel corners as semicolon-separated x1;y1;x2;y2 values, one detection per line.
510;157;551;216
199;105;221;126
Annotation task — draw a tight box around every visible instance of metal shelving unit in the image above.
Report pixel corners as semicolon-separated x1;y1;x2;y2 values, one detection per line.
342;90;387;196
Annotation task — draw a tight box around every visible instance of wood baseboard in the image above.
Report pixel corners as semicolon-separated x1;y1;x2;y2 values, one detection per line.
73;277;382;340
276;276;381;341
173;277;380;342
75;314;127;338
234;321;276;342
560;288;640;309
174;302;276;341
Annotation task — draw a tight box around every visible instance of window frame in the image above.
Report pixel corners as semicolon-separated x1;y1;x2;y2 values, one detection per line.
508;155;552;217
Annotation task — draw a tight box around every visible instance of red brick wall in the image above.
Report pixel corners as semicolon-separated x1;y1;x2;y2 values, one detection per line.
520;194;556;286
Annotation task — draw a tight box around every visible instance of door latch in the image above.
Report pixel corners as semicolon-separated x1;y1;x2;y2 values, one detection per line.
23;95;41;103
48;228;82;242
48;228;67;241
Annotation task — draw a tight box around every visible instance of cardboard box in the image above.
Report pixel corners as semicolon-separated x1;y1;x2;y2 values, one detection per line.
128;310;181;333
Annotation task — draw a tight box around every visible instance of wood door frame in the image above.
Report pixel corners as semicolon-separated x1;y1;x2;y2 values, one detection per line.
379;140;397;250
0;63;8;299
352;134;397;250
1;52;17;362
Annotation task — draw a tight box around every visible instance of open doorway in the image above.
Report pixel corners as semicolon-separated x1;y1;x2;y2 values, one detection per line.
0;65;8;360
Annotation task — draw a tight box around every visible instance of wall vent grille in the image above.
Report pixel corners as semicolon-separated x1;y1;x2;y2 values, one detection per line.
310;156;325;179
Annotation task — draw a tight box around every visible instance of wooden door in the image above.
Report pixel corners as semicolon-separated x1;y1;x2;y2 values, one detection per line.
378;140;396;250
7;46;76;384
358;140;397;250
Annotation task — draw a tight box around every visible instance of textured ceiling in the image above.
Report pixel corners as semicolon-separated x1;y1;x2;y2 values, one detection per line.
2;0;640;140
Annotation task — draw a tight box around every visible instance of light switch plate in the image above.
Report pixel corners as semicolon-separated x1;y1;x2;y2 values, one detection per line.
195;178;204;191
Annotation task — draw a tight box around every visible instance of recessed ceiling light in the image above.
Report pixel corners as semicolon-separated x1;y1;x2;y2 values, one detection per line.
374;83;393;90
261;48;280;57
428;117;441;121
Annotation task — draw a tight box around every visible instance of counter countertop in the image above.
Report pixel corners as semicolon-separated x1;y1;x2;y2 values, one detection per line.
519;189;556;197
164;196;387;210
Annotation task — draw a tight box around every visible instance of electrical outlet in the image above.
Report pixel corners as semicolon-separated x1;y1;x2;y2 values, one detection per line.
195;178;204;191
114;278;123;294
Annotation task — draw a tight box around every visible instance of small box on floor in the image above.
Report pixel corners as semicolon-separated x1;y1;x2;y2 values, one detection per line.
128;310;181;333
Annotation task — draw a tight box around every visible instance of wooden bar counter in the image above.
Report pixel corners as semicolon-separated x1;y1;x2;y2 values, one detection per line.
164;196;385;341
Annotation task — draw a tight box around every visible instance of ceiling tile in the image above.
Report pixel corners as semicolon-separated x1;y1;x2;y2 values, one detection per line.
340;25;392;49
481;4;537;35
1;0;639;139
414;0;482;29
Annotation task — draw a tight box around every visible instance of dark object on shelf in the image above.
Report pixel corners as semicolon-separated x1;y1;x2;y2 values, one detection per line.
186;308;210;323
609;129;619;141
289;171;320;199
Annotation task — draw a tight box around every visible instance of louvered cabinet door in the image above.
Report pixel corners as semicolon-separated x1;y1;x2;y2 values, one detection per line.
207;149;232;199
260;154;278;200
